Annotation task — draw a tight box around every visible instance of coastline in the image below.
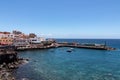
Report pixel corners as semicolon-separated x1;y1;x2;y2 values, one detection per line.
12;39;120;80
0;39;117;80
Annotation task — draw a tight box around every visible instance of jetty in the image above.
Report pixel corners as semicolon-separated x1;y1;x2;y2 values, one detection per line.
15;41;116;51
57;42;116;50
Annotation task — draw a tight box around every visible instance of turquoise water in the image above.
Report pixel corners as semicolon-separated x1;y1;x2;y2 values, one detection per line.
13;39;120;80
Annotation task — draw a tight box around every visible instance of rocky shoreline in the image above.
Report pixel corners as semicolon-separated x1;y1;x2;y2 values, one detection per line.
0;58;29;80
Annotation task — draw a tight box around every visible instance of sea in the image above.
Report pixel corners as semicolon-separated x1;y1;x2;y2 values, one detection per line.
12;39;120;80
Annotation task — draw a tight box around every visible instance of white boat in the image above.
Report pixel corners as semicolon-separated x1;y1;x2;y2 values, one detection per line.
67;48;73;52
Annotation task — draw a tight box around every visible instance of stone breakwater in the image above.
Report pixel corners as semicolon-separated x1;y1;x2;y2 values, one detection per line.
16;42;116;51
57;42;116;50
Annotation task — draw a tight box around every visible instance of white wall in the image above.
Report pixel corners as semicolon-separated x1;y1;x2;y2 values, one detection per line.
0;33;14;38
29;37;46;43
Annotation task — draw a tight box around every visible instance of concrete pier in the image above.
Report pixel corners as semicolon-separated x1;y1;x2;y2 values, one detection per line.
57;42;116;50
15;42;116;51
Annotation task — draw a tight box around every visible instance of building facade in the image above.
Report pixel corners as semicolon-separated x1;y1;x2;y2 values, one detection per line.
13;38;30;47
29;37;46;44
0;37;13;45
0;32;14;38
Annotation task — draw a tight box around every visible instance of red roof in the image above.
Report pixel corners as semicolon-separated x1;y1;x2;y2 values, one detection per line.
0;32;10;34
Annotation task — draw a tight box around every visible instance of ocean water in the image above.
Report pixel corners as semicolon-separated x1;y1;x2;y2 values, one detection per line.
13;39;120;80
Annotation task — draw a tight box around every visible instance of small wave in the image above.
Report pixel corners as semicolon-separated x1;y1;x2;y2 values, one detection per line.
23;60;29;64
21;78;29;80
20;59;29;65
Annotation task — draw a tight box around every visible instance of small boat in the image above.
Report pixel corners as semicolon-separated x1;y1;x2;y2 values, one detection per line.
67;50;72;52
66;48;72;52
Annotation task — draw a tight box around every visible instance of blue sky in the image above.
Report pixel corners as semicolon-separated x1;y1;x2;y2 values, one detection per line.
0;0;120;38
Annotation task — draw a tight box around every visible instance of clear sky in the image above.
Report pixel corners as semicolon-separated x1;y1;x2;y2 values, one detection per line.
0;0;120;39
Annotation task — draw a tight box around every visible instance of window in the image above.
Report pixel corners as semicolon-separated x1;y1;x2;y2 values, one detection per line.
32;40;37;41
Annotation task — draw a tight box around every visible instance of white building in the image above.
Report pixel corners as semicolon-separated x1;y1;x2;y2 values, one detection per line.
0;32;14;38
29;37;46;44
39;37;46;42
8;34;15;38
0;33;5;38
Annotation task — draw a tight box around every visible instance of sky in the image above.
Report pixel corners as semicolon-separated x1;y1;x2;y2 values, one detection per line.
0;0;120;39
